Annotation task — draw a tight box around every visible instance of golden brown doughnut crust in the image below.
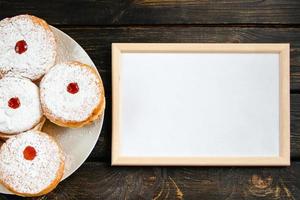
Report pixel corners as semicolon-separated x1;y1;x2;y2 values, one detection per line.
0;131;64;197
0;161;64;197
0;14;57;81
41;61;105;128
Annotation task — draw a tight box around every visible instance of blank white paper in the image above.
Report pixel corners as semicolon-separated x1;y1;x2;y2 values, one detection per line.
120;52;280;157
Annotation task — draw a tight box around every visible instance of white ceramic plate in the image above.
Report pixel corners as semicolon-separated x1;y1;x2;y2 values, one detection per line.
0;26;104;194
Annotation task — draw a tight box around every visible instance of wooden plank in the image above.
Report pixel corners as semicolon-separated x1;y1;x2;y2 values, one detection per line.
2;161;299;199
291;94;300;159
1;0;300;25
59;26;300;91
5;27;293;161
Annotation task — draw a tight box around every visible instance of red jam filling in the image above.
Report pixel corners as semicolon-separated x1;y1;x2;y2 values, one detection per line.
23;146;37;161
67;82;79;94
15;40;28;54
8;97;20;109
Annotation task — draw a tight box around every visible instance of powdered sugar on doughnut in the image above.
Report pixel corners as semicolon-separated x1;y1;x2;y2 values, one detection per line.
0;15;56;80
0;131;64;194
40;62;102;122
0;76;42;134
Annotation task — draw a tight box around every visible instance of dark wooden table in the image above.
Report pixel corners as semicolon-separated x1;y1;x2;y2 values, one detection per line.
1;1;300;199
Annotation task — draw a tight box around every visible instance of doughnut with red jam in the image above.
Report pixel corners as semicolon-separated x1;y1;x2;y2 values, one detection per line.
0;15;56;80
0;76;43;137
0;130;64;197
40;61;105;127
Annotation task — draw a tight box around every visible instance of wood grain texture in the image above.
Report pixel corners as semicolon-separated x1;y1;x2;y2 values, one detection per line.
1;1;300;198
1;0;300;25
59;26;300;90
2;162;300;200
4;26;299;161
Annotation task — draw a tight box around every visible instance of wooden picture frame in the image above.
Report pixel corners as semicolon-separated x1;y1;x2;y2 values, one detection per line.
112;43;290;166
